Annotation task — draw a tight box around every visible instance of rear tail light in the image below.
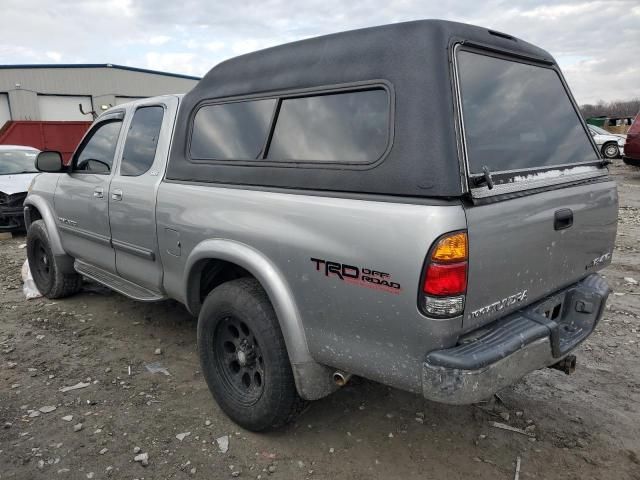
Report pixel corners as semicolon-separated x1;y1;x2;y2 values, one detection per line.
423;262;467;296
430;232;467;262
420;231;468;318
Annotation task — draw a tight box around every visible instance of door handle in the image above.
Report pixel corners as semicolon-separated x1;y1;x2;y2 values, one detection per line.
93;188;104;198
554;208;573;230
111;189;123;201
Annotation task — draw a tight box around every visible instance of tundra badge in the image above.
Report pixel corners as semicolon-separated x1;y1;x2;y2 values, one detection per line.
470;290;528;319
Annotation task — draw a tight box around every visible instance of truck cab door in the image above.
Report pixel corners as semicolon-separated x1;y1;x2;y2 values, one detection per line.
108;96;179;292
54;112;125;273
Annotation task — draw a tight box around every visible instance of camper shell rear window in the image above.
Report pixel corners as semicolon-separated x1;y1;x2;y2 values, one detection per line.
456;49;601;186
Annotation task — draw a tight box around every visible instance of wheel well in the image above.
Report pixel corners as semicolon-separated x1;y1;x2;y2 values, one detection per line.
188;259;252;315
26;205;43;228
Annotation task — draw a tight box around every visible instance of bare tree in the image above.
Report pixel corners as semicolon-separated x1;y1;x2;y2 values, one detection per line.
580;99;640;119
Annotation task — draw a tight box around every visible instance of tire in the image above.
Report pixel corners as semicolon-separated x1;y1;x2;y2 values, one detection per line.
602;142;619;159
26;220;82;299
197;278;305;431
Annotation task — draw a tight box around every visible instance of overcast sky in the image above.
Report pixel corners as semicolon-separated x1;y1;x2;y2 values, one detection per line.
1;0;638;104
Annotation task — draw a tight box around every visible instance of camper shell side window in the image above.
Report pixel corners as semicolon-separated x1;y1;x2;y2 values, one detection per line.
188;85;391;167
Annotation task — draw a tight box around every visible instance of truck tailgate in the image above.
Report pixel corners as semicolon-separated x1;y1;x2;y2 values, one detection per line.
463;180;617;330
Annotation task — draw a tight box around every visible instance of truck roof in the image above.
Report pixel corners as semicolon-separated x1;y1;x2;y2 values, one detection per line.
101;94;184;114
166;20;556;198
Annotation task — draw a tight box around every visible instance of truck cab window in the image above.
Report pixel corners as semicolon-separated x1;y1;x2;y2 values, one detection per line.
120;106;165;176
74;121;122;174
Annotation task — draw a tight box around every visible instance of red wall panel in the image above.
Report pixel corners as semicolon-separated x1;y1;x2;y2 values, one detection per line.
0;121;91;164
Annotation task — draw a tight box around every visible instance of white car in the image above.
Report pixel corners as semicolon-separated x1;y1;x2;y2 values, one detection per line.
0;145;40;231
588;125;626;159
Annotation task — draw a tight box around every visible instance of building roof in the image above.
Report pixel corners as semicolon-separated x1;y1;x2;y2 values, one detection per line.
0;63;201;81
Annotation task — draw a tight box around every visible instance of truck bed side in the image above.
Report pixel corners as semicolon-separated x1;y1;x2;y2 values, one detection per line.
156;184;466;393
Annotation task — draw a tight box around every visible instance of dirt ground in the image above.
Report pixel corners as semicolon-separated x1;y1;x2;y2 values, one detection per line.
1;163;639;480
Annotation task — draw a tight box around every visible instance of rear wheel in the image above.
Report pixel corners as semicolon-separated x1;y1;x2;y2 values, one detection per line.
26;220;82;298
197;278;305;431
602;142;619;159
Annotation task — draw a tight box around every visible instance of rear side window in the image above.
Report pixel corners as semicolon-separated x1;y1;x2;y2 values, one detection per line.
457;50;599;175
267;89;388;163
189;88;389;165
190;99;276;160
120;106;164;176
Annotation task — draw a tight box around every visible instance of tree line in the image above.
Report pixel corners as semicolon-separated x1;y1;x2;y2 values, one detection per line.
579;99;640;119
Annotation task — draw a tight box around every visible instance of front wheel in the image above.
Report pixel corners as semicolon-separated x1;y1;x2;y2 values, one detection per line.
197;278;305;431
26;220;82;298
602;142;620;159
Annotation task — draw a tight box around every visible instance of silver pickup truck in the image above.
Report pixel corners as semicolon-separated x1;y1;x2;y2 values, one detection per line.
24;20;617;431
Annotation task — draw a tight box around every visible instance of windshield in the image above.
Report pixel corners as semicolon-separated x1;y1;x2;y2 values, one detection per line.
457;50;599;176
0;149;39;175
589;125;612;135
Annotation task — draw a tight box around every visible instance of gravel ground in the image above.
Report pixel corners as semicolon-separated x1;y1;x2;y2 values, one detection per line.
1;162;639;480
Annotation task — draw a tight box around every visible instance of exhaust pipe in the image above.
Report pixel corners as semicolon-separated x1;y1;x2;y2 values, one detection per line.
549;355;576;375
333;370;352;387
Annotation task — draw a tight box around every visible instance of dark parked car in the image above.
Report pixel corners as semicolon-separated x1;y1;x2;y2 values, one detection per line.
623;114;640;166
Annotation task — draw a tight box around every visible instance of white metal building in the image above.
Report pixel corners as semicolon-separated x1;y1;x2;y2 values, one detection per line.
0;64;200;127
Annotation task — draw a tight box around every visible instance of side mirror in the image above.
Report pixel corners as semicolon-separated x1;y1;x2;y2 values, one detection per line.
35;151;65;172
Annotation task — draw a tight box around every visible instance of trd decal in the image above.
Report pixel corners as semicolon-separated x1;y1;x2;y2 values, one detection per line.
310;258;401;294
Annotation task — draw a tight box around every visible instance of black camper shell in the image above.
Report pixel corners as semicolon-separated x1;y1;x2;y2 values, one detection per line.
166;19;559;198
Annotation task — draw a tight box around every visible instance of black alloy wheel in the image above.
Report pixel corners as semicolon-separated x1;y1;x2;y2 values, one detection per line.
214;315;265;405
26;220;82;298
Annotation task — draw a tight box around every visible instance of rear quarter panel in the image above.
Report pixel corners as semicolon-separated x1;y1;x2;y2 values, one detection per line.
156;183;466;393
